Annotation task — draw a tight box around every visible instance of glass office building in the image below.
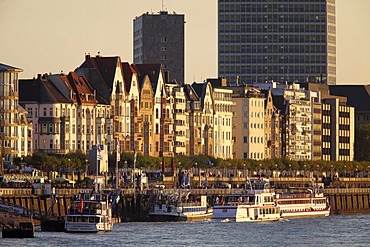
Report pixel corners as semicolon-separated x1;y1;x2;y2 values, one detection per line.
218;0;336;85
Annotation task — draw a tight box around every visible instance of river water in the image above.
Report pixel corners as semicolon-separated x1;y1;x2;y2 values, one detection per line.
1;214;369;247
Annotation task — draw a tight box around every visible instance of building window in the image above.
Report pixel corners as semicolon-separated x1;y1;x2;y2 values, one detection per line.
244;136;248;143
161;46;167;51
161;37;167;42
43;108;47;116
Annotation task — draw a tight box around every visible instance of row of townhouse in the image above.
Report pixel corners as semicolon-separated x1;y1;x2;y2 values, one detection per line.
1;56;355;167
17;55;235;162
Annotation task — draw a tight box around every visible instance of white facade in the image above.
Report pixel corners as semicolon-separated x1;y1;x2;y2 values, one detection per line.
213;87;233;159
167;83;187;155
232;88;265;160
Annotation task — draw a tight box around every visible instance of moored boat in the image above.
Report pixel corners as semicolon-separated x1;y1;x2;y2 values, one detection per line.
212;179;281;222
275;185;330;218
65;192;113;232
149;190;212;222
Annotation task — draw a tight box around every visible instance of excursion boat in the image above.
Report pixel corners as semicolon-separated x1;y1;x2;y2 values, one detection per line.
148;190;212;221
275;185;330;218
65;192;113;232
212;179;281;222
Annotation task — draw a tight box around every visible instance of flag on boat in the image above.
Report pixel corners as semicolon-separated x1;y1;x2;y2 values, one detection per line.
78;198;83;213
116;139;120;162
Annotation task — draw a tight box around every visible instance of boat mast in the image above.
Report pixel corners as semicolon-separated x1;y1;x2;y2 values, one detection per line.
133;150;137;202
116;139;120;188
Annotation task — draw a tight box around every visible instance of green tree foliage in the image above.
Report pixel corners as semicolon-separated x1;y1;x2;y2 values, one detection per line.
355;123;370;161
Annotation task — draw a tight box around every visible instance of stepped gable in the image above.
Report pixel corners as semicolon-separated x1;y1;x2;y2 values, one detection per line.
329;85;370;111
19;75;69;104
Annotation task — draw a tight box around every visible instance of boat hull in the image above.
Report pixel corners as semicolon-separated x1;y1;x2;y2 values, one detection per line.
2;228;34;238
281;209;330;218
65;222;113;233
149;212;212;222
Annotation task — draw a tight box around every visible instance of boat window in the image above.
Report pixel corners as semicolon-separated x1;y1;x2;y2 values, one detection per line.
95;217;100;223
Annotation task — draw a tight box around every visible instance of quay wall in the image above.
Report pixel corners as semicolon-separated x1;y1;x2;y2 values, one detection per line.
1;187;370;221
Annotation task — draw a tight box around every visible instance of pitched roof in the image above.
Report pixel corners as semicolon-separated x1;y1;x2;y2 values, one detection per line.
19;76;69;104
122;62;137;93
0;63;23;72
329;85;370;111
65;72;97;105
76;55;116;104
272;94;285;113
183;84;199;101
133;64;162;92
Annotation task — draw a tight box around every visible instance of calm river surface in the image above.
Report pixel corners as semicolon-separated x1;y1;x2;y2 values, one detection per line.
1;214;369;247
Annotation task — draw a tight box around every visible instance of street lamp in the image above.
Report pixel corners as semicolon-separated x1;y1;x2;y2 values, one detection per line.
289;164;292;177
68;158;71;179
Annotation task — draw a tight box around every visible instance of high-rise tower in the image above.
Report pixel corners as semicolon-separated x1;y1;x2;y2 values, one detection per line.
218;0;336;85
134;11;185;83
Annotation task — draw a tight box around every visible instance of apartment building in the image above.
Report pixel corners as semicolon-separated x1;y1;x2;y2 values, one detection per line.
231;86;265;160
0;63;31;168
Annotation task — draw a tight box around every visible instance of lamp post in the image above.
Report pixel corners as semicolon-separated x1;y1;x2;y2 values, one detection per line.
68;158;71;179
289;164;292;177
243;163;246;178
316;164;320;178
368;166;370;178
344;165;347;177
303;164;306;178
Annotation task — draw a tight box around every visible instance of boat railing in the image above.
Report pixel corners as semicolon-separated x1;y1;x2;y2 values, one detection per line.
276;192;326;199
68;208;102;215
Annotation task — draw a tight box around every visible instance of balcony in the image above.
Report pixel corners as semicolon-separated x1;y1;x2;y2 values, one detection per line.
164;118;173;124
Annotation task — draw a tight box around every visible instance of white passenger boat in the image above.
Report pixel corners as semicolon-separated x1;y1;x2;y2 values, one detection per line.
275;186;330;218
212;179;281;222
149;190;212;221
65;192;113;232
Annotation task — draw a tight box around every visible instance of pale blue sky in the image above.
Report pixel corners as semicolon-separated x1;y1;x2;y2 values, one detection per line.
0;0;369;84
